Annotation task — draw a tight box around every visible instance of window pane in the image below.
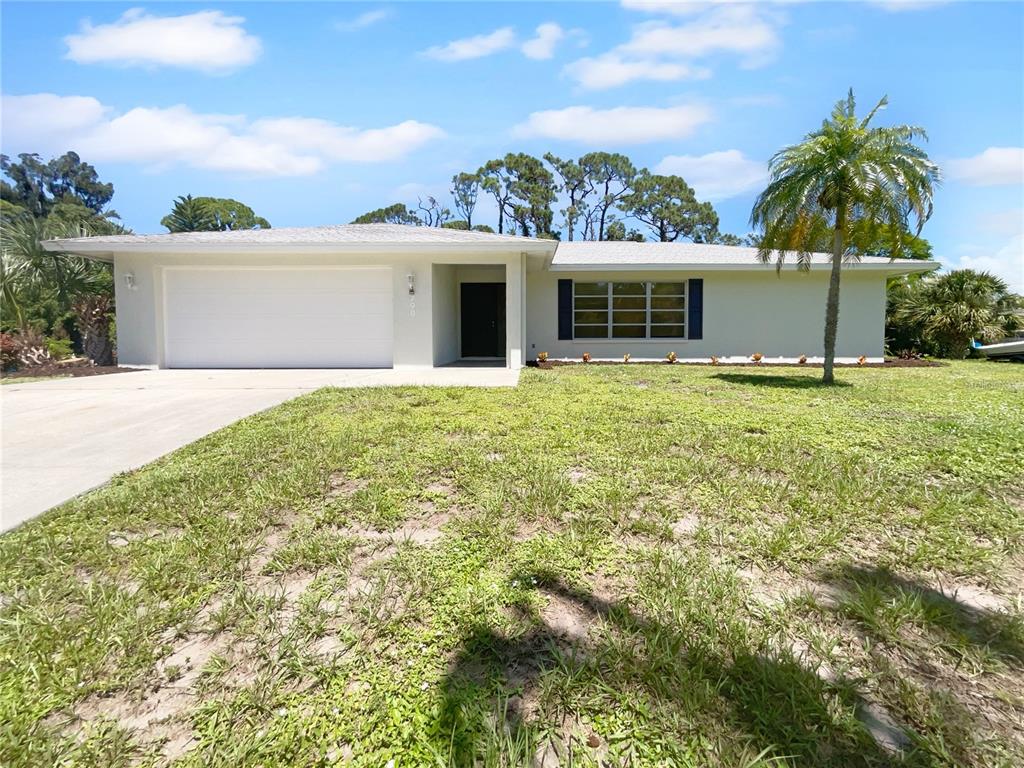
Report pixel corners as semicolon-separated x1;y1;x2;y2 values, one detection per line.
651;310;685;324
574;310;608;325
613;310;646;325
613;325;646;338
574;296;608;310
612;296;645;310
651;282;686;296
575;325;609;338
651;295;685;310
613;282;645;296
575;282;608;297
651;324;685;338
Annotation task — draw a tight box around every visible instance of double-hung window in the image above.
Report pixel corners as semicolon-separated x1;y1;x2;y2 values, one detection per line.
573;281;687;339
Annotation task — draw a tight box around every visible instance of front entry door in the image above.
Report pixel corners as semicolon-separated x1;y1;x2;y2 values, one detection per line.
460;283;506;358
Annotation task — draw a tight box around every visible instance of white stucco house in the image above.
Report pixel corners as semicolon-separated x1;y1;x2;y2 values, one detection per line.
43;223;936;369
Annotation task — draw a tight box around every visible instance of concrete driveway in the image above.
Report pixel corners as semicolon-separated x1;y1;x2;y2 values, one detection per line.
1;367;519;532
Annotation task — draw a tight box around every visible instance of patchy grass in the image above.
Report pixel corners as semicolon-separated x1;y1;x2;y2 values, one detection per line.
1;361;1021;767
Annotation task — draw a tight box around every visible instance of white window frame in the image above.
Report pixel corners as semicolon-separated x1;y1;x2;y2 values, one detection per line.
572;280;687;341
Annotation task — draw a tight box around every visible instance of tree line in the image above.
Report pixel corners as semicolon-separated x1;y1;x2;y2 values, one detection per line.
352;151;731;244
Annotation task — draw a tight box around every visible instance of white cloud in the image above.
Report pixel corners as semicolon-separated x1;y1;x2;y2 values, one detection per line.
512;104;712;145
868;0;949;12
563;52;710;89
946;147;1024;187
522;23;565;60
954;236;1024;293
655;149;766;201
1;93;445;177
64;9;262;73
566;4;780;89
422;27;516;61
336;9;393;32
620;7;781;66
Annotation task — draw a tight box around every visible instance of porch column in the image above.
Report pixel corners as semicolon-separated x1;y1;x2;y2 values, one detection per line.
505;254;525;369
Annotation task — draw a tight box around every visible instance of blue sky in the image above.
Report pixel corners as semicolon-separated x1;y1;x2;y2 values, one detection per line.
2;1;1022;289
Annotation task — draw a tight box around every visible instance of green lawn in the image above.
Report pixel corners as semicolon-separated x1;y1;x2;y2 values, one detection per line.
1;362;1022;767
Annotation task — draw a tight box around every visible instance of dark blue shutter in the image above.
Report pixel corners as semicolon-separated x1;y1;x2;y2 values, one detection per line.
688;278;703;340
558;279;573;340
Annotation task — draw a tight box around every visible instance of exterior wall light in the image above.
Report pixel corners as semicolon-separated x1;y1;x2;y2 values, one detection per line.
124;271;137;290
407;273;415;295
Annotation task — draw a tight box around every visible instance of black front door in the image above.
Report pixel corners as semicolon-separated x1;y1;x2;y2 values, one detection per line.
460;282;506;357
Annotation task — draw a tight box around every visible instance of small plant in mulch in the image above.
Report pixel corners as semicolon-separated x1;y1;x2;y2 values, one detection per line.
537;352;548;363
623;353;631;363
710;355;720;365
665;351;677;364
858;355;868;365
582;352;591;363
798;354;808;364
751;352;764;364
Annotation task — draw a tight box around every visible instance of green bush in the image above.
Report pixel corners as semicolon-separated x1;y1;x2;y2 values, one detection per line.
45;337;73;360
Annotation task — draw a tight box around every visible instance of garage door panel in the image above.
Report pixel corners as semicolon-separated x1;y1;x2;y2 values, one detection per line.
164;268;393;368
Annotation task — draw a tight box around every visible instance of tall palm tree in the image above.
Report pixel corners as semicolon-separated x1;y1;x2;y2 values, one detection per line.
751;90;940;383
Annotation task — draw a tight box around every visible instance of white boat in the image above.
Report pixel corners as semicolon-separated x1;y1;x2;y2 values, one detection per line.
975;339;1024;361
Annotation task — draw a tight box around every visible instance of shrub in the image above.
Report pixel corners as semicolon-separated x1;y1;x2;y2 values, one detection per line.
582;352;591;363
623;353;631;363
46;337;74;360
751;353;763;364
798;354;808;364
710;355;719;365
665;351;677;364
0;333;17;371
537;352;548;363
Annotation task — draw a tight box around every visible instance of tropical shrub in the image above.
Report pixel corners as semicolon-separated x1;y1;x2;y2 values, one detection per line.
0;333;17;371
888;269;1022;358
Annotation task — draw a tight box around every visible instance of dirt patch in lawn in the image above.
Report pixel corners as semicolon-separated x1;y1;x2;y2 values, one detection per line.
326;472;368;498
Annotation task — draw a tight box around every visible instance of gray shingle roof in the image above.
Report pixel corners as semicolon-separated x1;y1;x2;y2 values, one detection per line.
43;223;543;249
551;240;931;268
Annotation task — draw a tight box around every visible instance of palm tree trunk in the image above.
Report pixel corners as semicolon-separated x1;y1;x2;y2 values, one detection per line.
822;208;846;384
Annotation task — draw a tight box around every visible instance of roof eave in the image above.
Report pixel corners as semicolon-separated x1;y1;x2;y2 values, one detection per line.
40;239;557;258
548;261;940;273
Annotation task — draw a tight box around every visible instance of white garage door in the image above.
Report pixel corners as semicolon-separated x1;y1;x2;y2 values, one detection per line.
163;267;393;368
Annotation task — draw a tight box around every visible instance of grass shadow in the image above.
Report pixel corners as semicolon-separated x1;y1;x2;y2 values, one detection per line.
435;572;934;767
822;564;1024;667
711;372;853;389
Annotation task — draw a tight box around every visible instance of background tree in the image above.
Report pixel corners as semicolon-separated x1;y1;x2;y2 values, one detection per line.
196;197;270;230
442;221;495;233
479;154;556;236
161;195;217;232
160;195;269;232
451;173;480;229
579;152;636;241
624;172;719;243
1;152;114;219
544;153;591;241
751;90;939;384
351;203;421;225
416;196;452;227
604;221;645;241
889;270;1021;358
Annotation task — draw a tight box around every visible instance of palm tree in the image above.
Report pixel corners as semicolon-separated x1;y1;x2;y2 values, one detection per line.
894;270;1021;358
1;214;114;362
751;90;940;383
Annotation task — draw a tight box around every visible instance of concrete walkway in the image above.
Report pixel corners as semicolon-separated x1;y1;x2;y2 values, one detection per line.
1;367;519;532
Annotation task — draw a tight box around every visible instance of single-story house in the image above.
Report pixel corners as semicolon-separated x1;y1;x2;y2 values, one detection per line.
43;224;936;369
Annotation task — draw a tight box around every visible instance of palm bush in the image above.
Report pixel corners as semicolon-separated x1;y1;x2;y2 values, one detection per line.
889;270;1022;358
